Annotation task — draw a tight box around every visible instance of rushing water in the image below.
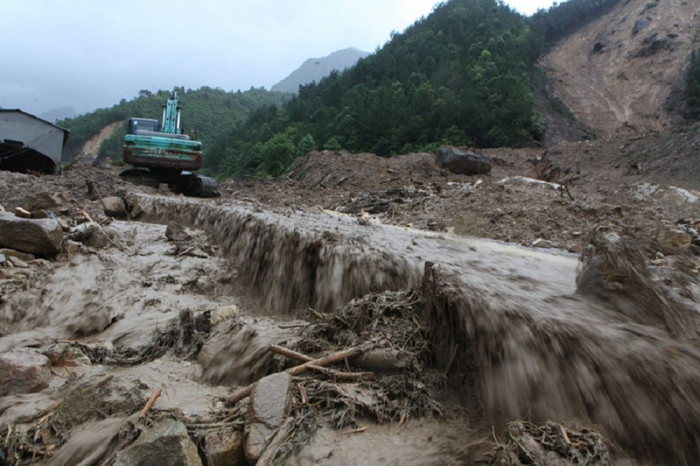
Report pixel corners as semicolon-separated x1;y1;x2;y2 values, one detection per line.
136;193;700;464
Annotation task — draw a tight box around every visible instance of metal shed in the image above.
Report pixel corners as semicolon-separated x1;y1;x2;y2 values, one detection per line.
0;109;70;174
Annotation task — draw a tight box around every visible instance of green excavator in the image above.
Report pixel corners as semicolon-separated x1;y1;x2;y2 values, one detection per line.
120;92;218;197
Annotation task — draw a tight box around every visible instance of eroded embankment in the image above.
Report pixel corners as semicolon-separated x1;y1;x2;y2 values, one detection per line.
133;194;700;464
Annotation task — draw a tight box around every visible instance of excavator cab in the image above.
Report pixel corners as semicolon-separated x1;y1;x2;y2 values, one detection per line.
127;118;159;135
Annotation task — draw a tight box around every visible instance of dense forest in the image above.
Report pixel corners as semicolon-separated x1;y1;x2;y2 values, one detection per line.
207;0;633;179
58;87;291;163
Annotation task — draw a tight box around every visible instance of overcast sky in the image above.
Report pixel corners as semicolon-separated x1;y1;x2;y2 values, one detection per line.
0;0;556;116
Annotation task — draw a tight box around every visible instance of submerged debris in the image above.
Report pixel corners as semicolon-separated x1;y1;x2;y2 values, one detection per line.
487;420;610;465
268;290;444;463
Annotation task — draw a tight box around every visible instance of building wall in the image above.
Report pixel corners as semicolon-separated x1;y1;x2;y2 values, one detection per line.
0;112;64;164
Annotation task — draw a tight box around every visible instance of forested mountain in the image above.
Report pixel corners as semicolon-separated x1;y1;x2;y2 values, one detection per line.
207;0;544;179
271;48;371;93
58;87;292;163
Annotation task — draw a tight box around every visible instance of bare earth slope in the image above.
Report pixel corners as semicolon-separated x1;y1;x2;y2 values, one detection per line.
540;0;700;138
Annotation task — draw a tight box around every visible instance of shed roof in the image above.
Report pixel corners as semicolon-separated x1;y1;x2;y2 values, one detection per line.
0;109;70;146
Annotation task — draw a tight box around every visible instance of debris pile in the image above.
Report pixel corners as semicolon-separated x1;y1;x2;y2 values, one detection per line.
486;421;610;465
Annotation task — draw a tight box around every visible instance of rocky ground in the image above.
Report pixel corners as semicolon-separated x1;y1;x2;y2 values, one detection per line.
0;127;698;465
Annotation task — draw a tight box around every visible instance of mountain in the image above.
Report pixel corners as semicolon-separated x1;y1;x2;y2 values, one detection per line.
40;106;76;123
271;47;370;93
538;0;698;138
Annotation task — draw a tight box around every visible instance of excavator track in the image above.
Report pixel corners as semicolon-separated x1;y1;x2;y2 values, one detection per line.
119;168;219;198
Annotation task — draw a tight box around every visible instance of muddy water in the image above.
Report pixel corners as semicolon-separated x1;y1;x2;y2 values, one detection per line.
135;194;700;464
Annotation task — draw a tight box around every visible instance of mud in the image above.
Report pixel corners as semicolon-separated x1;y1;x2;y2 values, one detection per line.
0;131;698;465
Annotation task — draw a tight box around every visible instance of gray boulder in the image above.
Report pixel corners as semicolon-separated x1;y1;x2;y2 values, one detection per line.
245;372;293;463
114;418;202;466
435;147;491;175
0;349;52;396
0;211;62;254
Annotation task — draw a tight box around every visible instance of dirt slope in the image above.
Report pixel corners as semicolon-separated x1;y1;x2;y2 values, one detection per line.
540;0;700;138
81;121;121;157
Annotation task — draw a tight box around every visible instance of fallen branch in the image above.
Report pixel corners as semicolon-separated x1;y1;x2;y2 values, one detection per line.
228;342;374;405
270;344;313;363
138;388;162;417
306;364;373;380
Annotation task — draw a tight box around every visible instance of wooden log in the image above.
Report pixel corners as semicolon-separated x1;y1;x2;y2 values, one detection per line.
0;212;62;254
270;344;313;363
228;342;374;405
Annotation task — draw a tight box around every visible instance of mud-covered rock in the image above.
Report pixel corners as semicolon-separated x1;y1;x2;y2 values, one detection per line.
18;191;64;212
166;223;192;242
245;372;292;463
114;418;202;466
103;196;128;219
67;222;110;249
0;349;52;396
0;248;35;262
0;211;62;254
204;428;247;466
435;147;491;175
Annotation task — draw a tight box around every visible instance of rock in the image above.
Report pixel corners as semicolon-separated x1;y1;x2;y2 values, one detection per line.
245;372;293;463
532;238;555;249
14;207;31;218
7;256;28;268
19;191;64;211
0;349;52;396
632;17;649;35
47;417;126;466
103;196;128;219
67;222;109;249
31;209;56;219
204;428;247;466
114;419;202;466
354;348;413;372
43;343;92;367
435;147;491;175
0;253;5;264
166;223;192;242
0;212;62;254
0;249;36;262
124;195;144;219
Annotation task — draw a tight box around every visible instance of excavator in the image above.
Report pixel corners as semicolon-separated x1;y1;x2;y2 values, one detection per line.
120;91;218;197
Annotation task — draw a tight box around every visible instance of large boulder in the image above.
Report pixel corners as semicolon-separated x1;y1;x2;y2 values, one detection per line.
0;349;52;396
435;147;491;175
114;418;202;466
245;372;292;463
103;196;128;219
0;212;62;254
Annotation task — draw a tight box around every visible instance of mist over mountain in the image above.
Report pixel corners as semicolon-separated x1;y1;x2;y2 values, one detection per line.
271;47;370;93
39;106;77;123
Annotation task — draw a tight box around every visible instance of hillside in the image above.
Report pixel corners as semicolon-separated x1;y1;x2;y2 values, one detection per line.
271;47;370;93
58;87;292;163
539;0;700;138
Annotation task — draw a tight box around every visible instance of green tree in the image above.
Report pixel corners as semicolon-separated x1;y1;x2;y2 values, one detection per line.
324;137;342;150
297;133;316;156
686;50;700;119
